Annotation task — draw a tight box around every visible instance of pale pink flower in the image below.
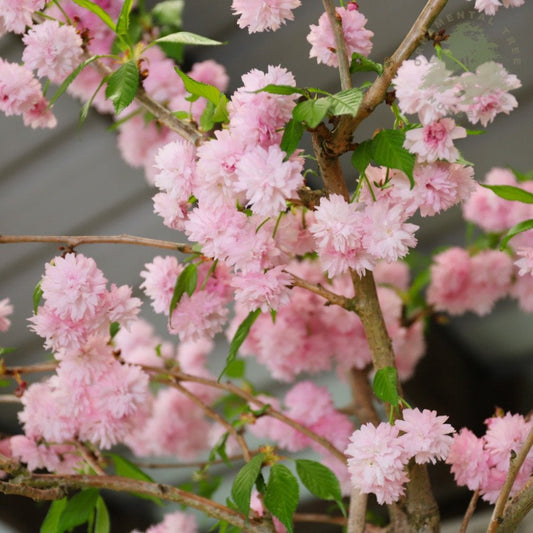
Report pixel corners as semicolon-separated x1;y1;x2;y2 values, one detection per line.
446;428;490;491
0;298;13;332
404;119;466;163
22;20;83;82
0;0;45;34
472;0;502;15
235;144;304;217
22;95;57;128
374;261;410;290
188;60;229;91
152;192;189;231
41;253;108;322
232;267;292;312
140;256;182;315
396;408;455;464
142;46;185;103
153;139;197;202
462;90;518;127
307;5;373;67
346;422;409;504
511;272;533;312
105;284;142;327
231;0;301;33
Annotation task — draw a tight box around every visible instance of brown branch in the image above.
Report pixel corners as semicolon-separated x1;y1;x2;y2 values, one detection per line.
294;512;347;526
488;426;533;533
329;0;449;155
73;442;106;476
2;471;273;532
322;0;352;91
1;363;57;376
495;477;533;533
150;371;347;464
347;490;368;533
0;395;21;403
288;271;355;310
167;379;252;463
0;234;194;254
459;490;479;533
348;366;381;426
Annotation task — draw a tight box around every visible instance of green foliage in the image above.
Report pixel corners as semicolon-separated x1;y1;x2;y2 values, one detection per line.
116;0;134;41
231;453;265;516
41;498;67;533
109;453;161;504
500;218;533;249
94;496;111;533
280;118;305;157
292;98;330;129
481;183;533;204
168;263;198;317
351;139;373;175
72;0;115;31
295;459;346;516
373;366;400;407
175;69;229;123
371;129;415;186
155;31;223;46
264;464;299;533
326;88;363;117
152;0;185;26
56;489;99;533
105;61;140;114
109;321;120;339
224;359;246;379
220;309;261;380
350;52;383;75
256;84;306;96
33;279;43;314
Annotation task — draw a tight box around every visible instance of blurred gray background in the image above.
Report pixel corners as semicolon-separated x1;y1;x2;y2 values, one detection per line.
0;0;531;531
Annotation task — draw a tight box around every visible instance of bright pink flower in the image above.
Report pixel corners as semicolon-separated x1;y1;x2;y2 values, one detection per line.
396;408;455;464
40;253;107;322
307;6;373;67
0;298;13;332
346;422;409;504
446;428;490;491
404;119;466;163
235;144;304;217
231;0;301;33
0;0;46;34
232;266;292;312
22;20;83;82
140;256;182;315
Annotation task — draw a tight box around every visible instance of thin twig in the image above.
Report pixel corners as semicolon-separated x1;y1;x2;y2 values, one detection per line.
488;426;533;533
150;370;347;464
1;363;57;376
0;395;21;403
322;0;352;91
294;512;347;526
495;477;533;533
0;234;194;254
459;490;479;533
73;442;106;476
168;379;252;463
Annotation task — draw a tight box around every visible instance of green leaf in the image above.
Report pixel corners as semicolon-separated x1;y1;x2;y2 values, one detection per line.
350;52;383;75
94;496;110;533
280;118;304;157
152;0;185;26
175;69;228;122
500;218;533;249
200;100;216;132
57;489;99;533
351;139;373;175
327;88;363;117
109;453;162;504
292;98;330;129
373;366;399;407
231;453;265;515
465;129;485;136
256;84;306;96
156;31;223;46
0;347;15;356
224;359;245;379
105;60;139;114
40;498;67;533
511;168;533;183
48;55;100;107
0;379;9;387
33;280;43;314
220;309;261;380
481;183;533;204
264;464;299;533
168;263;198;316
72;0;116;31
109;321;120;339
116;0;134;38
295;459;344;516
371;129;415;187
79;76;107;127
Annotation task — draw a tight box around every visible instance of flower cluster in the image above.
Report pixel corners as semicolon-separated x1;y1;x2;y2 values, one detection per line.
469;0;524;16
131;511;198;533
447;412;532;503
345;409;455;504
231;0;301;33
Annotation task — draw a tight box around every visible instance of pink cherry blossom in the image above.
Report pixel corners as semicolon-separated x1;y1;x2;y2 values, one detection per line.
0;0;46;34
345;422;409;504
404;119;466;163
140;256;182;315
0;298;13;332
22;20;83;82
133;511;198;533
471;0;502;15
231;0;301;33
396;408;455;464
307;6;373;67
